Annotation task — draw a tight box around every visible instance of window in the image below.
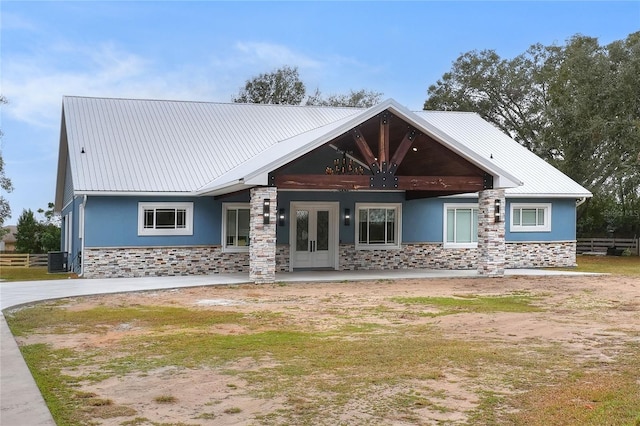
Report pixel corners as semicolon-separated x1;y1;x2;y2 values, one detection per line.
510;203;551;232
443;204;478;248
138;202;193;236
355;203;401;249
223;204;250;251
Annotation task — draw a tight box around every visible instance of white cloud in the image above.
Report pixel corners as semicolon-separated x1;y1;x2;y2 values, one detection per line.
2;35;384;132
233;41;323;70
2;42;231;129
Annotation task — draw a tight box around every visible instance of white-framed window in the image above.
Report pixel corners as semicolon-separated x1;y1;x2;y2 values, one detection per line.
138;202;193;236
355;203;402;250
443;203;478;248
223;203;250;251
510;203;551;232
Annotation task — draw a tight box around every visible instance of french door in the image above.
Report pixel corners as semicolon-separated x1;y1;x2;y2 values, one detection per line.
290;202;338;270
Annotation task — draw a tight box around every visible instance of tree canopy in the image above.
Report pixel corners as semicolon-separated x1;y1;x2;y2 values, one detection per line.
424;32;640;236
15;204;61;254
233;66;306;105
234;66;383;107
306;88;383;108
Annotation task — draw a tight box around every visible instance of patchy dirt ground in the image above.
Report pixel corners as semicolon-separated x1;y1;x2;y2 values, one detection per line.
16;274;640;425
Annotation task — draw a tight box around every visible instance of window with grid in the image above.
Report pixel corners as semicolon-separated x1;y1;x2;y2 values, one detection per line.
510;203;551;232
138;202;193;236
355;203;401;249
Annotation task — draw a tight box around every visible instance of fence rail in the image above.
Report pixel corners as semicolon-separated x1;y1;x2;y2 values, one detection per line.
0;253;49;267
577;238;639;255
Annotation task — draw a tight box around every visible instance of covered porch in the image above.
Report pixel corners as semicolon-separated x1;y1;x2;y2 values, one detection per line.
239;103;517;283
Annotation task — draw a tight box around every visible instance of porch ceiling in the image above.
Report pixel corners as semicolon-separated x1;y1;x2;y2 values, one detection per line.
270;110;490;198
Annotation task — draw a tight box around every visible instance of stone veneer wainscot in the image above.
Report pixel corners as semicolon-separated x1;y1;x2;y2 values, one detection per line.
82;241;575;278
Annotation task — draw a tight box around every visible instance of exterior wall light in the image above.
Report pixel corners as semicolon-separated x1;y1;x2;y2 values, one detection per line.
263;199;271;224
278;208;286;226
344;208;351;226
494;199;501;223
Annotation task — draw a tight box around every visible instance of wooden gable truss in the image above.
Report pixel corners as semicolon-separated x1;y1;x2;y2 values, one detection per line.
269;110;493;198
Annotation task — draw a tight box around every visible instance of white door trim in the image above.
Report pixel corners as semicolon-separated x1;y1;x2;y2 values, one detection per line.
289;202;339;271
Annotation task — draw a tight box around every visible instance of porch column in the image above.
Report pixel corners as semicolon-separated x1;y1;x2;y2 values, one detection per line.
477;189;506;277
249;186;277;283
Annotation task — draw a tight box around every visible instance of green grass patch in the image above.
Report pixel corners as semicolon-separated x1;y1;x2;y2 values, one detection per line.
506;372;640;425
6;302;247;336
570;255;640;276
0;266;75;281
391;293;543;315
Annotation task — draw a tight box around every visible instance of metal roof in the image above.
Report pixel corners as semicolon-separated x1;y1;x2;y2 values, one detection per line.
57;96;591;204
414;111;592;197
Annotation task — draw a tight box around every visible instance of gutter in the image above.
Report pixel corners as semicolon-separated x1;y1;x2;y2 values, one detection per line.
79;195;87;277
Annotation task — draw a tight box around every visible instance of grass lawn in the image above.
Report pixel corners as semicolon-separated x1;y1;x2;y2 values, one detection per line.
572;254;640;276
0;266;76;281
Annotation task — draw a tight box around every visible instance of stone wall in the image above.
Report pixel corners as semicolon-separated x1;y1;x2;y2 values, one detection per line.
339;244;477;270
339;241;575;271
506;241;577;268
477;189;506;276
82;246;249;278
249;187;278;283
81;241;576;278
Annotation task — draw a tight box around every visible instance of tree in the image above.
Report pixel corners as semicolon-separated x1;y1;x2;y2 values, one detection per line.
306;89;383;108
15;204;61;254
37;202;62;252
233;66;306;105
15;209;40;254
424;32;640;236
233;66;384;108
0;95;13;239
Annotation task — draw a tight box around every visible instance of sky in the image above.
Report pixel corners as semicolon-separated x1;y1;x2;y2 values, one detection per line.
1;1;639;226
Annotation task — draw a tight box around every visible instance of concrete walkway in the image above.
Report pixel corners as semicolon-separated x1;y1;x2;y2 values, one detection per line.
0;268;597;425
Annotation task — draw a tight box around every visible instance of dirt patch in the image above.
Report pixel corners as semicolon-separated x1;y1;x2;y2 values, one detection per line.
14;275;640;425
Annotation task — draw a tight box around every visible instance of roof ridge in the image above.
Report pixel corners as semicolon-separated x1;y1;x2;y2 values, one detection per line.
63;95;369;111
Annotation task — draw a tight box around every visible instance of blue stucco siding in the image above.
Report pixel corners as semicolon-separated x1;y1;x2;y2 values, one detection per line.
83;196;222;247
76;193;578;251
403;197;479;243
506;198;577;241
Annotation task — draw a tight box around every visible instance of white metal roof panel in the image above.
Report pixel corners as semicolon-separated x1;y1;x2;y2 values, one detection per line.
63;97;360;193
415;111;592;198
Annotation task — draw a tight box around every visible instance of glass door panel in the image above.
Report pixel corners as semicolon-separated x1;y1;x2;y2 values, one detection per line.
316;210;329;251
296;210;309;252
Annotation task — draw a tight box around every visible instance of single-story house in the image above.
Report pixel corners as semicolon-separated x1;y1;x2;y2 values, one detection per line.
54;96;591;282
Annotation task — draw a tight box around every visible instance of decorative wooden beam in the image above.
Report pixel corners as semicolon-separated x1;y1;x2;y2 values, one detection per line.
274;174;485;192
379;112;389;167
275;174;370;190
388;128;417;175
351;128;378;173
396;176;485;192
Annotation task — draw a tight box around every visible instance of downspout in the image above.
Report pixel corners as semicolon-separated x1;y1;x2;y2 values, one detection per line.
79;195;87;277
575;197;587;207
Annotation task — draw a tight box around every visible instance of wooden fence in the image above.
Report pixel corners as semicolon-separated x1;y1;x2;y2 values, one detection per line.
577;238;639;255
0;253;49;268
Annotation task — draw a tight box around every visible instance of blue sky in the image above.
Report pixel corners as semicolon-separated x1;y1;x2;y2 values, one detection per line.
1;1;639;225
